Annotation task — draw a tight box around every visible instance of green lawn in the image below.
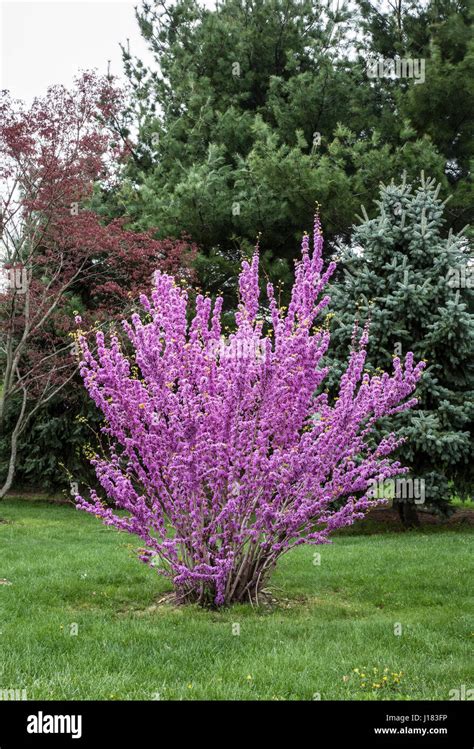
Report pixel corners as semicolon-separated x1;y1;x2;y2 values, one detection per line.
0;498;472;700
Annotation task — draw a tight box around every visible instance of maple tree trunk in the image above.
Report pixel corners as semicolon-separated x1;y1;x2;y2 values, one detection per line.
0;389;27;500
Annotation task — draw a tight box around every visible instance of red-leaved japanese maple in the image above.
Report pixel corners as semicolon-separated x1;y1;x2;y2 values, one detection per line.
0;73;196;497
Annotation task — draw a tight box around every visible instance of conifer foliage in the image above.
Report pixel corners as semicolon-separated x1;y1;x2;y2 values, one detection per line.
329;176;473;524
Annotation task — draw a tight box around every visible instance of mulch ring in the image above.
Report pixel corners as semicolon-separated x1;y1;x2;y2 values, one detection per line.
365;507;474;530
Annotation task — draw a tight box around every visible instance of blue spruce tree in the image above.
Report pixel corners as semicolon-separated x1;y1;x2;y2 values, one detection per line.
328;174;473;527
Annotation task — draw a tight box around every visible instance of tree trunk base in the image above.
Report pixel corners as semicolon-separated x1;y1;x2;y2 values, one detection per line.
395;500;420;529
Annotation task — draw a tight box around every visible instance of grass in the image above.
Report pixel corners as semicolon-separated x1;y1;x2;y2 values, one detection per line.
452;496;474;510
0;497;472;701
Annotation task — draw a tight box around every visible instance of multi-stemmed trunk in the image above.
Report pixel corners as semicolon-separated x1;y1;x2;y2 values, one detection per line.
174;546;279;608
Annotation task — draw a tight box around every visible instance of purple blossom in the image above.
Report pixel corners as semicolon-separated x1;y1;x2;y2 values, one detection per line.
76;219;425;607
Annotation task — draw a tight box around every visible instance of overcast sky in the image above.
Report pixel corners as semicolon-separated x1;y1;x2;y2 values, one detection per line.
1;0;358;105
0;0;155;103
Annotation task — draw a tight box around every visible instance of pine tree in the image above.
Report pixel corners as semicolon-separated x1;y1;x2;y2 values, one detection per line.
103;0;453;304
328;174;473;526
355;0;474;239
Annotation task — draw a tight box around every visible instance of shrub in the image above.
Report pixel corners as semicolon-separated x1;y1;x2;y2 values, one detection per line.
76;219;424;607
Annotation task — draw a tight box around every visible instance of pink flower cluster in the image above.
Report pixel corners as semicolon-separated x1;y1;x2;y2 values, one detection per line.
76;219;424;606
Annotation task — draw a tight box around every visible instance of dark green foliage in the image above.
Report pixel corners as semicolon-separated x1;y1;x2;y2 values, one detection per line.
0;385;102;494
356;0;474;233
99;0;471;303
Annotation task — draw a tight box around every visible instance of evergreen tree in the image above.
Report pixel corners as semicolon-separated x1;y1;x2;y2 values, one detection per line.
100;0;453;304
327;174;473;525
356;0;473;238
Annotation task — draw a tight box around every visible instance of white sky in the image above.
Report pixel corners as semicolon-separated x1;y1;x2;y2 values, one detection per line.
0;0;357;105
0;0;154;103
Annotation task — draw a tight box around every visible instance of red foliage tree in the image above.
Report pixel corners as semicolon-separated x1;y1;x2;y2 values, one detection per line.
0;73;196;497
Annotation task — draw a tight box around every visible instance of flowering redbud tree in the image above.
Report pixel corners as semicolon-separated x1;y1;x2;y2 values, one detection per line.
76;220;424;607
